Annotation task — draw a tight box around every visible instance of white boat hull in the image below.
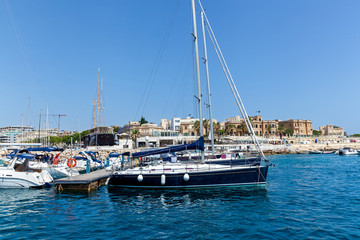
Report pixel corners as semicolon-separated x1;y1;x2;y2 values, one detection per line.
0;169;48;188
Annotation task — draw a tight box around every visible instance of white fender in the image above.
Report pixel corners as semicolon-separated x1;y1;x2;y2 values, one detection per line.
183;173;190;181
137;174;143;182
161;174;166;185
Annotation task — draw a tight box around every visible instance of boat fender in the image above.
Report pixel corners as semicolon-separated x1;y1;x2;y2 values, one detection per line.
161;174;166;185
137;174;143;182
183;173;190;182
105;177;110;186
67;158;77;168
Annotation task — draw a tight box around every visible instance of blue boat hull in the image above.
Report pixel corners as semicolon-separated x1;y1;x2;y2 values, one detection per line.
108;165;269;188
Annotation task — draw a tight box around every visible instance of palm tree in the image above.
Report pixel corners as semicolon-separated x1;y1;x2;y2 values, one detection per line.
213;122;220;141
277;125;285;139
194;120;200;136
266;125;272;136
203;119;209;136
131;129;140;148
218;129;225;141
238;122;247;136
225;124;235;136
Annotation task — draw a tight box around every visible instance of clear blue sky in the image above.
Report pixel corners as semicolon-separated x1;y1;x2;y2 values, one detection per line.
1;0;359;134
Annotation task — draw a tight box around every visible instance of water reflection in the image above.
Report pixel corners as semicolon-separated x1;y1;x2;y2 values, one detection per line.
106;186;269;209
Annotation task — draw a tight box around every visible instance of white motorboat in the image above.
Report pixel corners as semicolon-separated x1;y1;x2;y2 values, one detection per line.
17;147;80;179
309;150;333;154
338;147;359;155
0;153;53;188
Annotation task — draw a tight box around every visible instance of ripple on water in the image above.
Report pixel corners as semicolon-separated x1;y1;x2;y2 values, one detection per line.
1;155;360;239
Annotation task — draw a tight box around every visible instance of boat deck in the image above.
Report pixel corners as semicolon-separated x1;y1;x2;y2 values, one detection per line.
54;168;112;192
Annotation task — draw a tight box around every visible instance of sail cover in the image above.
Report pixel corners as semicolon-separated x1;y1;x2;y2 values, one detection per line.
132;137;204;158
27;147;64;152
109;152;130;158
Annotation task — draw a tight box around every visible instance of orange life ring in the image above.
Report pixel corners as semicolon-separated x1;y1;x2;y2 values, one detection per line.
67;158;77;168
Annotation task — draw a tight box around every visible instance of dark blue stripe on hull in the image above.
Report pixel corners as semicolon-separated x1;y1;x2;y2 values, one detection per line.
108;166;268;188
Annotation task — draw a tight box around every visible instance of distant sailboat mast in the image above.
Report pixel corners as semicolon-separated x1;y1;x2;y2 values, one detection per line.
92;98;96;128
96;68;100;128
100;77;103;127
191;0;205;163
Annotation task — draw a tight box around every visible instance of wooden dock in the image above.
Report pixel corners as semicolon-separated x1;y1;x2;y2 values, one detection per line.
54;168;113;192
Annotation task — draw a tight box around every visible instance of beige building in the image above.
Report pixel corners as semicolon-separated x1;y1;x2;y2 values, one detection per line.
180;117;198;136
126;121;164;137
224;115;279;137
319;125;344;136
281;119;313;136
224;115;312;137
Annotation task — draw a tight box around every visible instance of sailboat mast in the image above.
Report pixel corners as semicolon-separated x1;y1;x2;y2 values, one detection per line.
200;10;215;155
46;106;49;146
38;109;41;145
191;0;205;163
92;98;96;128
100;77;103;127
26;97;30;141
96;68;100;128
21;113;23;143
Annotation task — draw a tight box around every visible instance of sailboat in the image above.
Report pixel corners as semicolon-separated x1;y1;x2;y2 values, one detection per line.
107;0;270;188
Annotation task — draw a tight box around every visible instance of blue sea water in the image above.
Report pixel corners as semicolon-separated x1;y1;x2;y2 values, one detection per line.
1;154;360;240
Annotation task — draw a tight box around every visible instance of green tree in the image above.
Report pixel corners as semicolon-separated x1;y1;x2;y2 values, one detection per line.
131;129;140;148
266;125;272;136
277;124;285;139
218;129;225;141
225;124;235;136
194;120;200;136
238;122;247;136
140;116;148;125
313;130;322;136
285;128;293;136
113;126;120;134
213;122;220;140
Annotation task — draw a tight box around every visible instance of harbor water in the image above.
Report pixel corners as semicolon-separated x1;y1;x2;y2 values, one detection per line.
1;154;360;239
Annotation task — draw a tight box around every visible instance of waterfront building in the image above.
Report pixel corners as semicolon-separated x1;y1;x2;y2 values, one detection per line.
159;116;210;136
160;119;170;130
319;125;344;136
179;117;198;136
0;126;34;143
281;119;313;136
224;115;279;137
171;117;181;131
137;123;164;137
224;115;312;137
